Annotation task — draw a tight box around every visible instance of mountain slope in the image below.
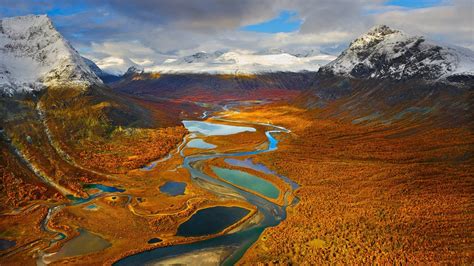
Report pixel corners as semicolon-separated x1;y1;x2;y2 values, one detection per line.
0;15;195;207
320;25;474;81
0;15;102;95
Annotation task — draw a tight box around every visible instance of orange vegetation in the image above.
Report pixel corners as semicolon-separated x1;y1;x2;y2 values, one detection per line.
74;126;187;173
132;72;161;80
230;104;474;264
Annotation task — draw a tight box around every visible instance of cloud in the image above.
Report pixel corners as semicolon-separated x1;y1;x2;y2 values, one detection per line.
1;0;471;73
373;0;474;48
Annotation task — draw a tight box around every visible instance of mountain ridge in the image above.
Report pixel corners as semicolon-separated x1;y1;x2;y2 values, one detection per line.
0;14;102;95
319;25;474;81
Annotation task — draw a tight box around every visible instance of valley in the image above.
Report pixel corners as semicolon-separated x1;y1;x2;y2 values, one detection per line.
1;12;473;265
1;101;298;265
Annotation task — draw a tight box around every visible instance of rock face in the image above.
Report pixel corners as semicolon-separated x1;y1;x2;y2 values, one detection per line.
0;15;102;95
320;25;474;81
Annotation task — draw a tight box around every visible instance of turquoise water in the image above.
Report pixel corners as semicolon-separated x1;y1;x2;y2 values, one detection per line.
225;158;298;190
187;139;216;149
85;204;98;210
177;206;250;237
225;158;275;175
84;184;125;193
182;120;256;136
159;181;186;196
212;166;280;199
116;116;298;266
66;184;125;205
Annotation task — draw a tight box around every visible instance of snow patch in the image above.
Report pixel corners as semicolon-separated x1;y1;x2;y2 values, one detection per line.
146;50;336;74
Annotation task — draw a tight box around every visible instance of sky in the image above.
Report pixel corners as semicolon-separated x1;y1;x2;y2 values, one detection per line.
0;0;473;74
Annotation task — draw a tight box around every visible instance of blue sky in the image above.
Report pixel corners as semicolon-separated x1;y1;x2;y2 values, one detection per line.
240;1;450;34
241;10;303;33
385;0;448;8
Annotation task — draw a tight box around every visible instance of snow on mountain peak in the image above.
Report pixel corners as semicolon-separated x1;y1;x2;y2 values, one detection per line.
124;65;144;76
148;50;336;74
0;14;102;95
349;25;401;50
320;25;474;80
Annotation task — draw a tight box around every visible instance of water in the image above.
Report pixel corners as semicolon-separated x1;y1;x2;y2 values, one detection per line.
84;184;125;193
42;229;111;264
116;115;297;265
66;184;125;205
212;166;280;199
225;158;276;175
85;204;99;210
159;181;187;196
148;238;162;244
182;121;256;136
225;158;298;190
187;138;217;149
177;206;250;237
0;239;15;251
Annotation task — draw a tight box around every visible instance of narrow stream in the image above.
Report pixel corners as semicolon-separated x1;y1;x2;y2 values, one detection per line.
31;104;298;265
116;111;298;265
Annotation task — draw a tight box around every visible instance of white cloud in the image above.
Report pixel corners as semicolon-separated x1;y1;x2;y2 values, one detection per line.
16;0;466;73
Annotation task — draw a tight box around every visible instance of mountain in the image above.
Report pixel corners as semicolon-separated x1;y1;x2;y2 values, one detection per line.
0;15;102;95
82;56;122;84
0;15;196;207
165;51;225;64
147;50;336;74
123;65;144;77
320;25;474;81
112;72;316;102
297;25;474;128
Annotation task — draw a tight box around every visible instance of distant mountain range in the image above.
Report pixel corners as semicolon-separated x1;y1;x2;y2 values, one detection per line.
145;49;336;74
1;14;473;96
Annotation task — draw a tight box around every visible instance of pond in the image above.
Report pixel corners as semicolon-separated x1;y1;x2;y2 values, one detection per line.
159;181;186;196
187;139;217;149
212;166;280;199
0;239;15;251
148;238;162;244
177;206;250;237
182;121;255;136
43;229;111;263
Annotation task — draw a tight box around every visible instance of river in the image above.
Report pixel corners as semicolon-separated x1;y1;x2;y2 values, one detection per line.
115;111;298;265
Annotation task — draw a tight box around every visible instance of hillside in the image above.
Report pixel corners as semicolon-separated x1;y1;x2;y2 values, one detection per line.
111;71;316;102
0;15;196;208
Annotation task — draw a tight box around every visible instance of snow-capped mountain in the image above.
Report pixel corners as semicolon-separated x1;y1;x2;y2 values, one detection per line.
123;66;144;77
320;25;474;80
147;50;336;74
0;15;102;95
